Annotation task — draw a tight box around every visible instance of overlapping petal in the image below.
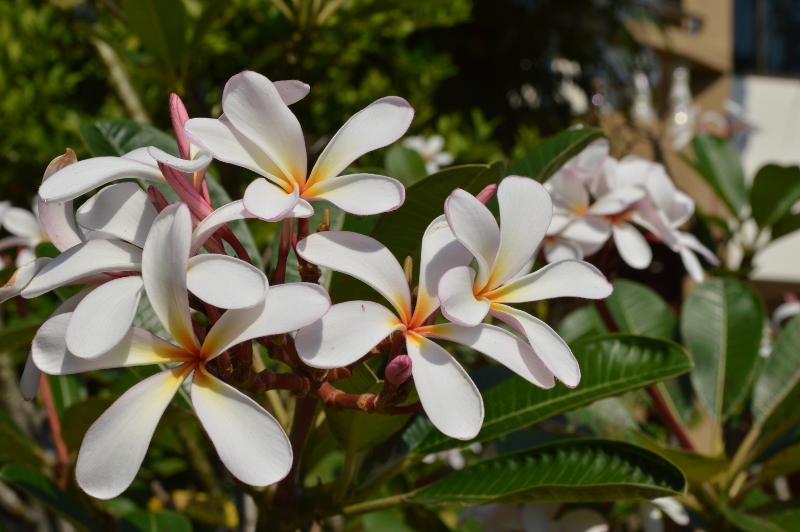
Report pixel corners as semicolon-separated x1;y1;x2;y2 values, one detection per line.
612;222;652;270
76;183;157;247
445;189;500;290
147;146;212;173
273;80;311;106
484;259;612;303
186;254;267;309
0;257;52;303
303;173;404;215
438;266;490;326
243;179;301;221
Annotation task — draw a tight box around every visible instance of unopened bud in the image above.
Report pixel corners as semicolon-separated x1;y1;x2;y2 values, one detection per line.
785;292;798;303
403;256;413;285
147;185;170;213
317;208;331;232
385;355;412;385
475;184;497;205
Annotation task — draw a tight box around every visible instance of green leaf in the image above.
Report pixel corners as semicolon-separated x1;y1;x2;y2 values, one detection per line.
385;145;427;186
690;135;748;216
604;279;677;340
772;211;800;241
0;464;97;531
80;119;177;157
681;278;765;421
556;305;608;345
508;128;604;182
0;320;43;352
47;374;87;417
407;439;686;506
123;0;187;73
403;334;692;455
119;509;192;532
632;432;727;485
759;442;800;485
61;397;116;450
750;164;800;227
0;424;44;469
751;501;800;531
722;506;786;532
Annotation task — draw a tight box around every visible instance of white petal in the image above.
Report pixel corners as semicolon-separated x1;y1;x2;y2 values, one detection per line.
588;187;647;216
303;174;404;215
296;232;412;321
288;198;314;218
222;71;307;184
546;171;589;211
772;301;800;330
437;266;489;326
445;189;500;291
243;179;301;222
273;80;310;106
308;97;413;185
21;240;142;298
147;146;212;173
192;368;292;486
680;248;704;283
76;183;157;247
37;196;84;252
202;283;331;360
191;200;255;254
485;259;612;303
488;177;552;289
561;217;611;245
66;276;144;359
490;305;578;387
76;366;188;499
613;222;652;270
406;332;483;440
19;355;42;401
186;255;267;309
294;301;402;369
650;497;689;525
1;208;43;242
556;509;610;532
543;238;583;263
15;248;36;268
142;204;198;351
420;322;556;388
678;232;719;265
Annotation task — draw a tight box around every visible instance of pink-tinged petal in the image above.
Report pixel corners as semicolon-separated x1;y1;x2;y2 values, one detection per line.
147;146;212;173
666;191;694;227
303;174;404;215
192;368;292;486
33;313;191;375
680;248;704;283
546;171;589;212
76;183;157;247
1;208;43;242
487;177;552;289
307;97;413;186
190;200;256;254
37;149;85;251
489;304;577;387
76;365;190;499
0;236;29;253
159;163;213;218
296;232;412;321
419;322;556;388
170;94;192;160
66;276;144;359
412;215;473;327
445;188;500;291
142;204;198;352
19;356;41;401
187;255;267;309
273;80;310;106
588;187;647;216
561;217;611;245
485;259;612;303
222;71;307;184
613;222;652;270
543;238;583;263
678;232;719;265
406;332;483;440
21;241;142;298
243;179;301;222
202;283;330;361
438;266;489;326
295;301;402;369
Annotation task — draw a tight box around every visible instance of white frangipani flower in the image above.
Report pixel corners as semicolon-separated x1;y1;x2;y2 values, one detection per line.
295;223;556;440
402;134;454;174
31;203;330;499
772;295;800;331
437;177;613;387
638;497;690;532
184;71;413;222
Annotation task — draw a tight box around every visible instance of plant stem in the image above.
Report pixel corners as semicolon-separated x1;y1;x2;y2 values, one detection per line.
272;219;295;285
39;375;69;488
645;385;696;451
274;395;318;519
356;456;414;501
341;493;408;517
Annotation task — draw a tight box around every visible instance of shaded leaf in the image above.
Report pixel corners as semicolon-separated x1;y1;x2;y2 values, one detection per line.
385;145;427;186
80;119;177;157
759;442;800;485
123;0;187;73
605;279;676;340
0;425;44;469
0;320;43;353
772;211;800;242
556;305;608;345
119;509;191;532
722;505;785;532
508;128;604;182
47;374;87;417
690;135;747;216
750;164;800;227
632;431;727;485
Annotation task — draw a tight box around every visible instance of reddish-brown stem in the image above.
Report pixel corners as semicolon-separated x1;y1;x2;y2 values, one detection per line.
272;219;295;285
39;375;69;488
317;382;418;415
274;395;318;519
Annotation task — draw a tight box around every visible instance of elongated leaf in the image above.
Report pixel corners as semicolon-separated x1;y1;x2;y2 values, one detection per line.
751;501;800;531
723;506;785;532
123;0;187;72
80;119;177;157
508;128;604;182
119;510;191;532
402;334;692;455
759;442;800;485
0;320;43;352
632;431;727;485
385;145;427;186
604;279;676;340
690;135;747;216
750;164;800;227
0;425;44;469
772;211;800;241
407;439;685;506
681;278;765;421
556;305;608;344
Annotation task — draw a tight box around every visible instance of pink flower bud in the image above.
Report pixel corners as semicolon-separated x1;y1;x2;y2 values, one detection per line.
385;355;412;385
475;184;497;205
169;94;191;160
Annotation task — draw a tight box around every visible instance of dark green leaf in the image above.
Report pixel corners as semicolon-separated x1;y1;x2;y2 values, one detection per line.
80;119;177;157
758;442;800;485
0;320;43;352
385;145;427;186
632;432;727;484
722;506;786;532
772;211;800;241
750;164;800;227
61;397;116;449
556;305;608;345
0;425;44;468
604;279;676;340
407;439;686;506
751;501;800;531
119;509;192;532
508;128;604;182
690;135;747;216
123;0;187;72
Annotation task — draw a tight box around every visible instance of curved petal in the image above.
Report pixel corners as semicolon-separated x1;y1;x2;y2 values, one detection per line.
21;240;142;298
142;204;198;352
296;232;412;321
190;200;255;254
147;146;212;173
243;179;301;222
543;238;583;263
772;301;800;330
419;322;556;388
650;497;689;525
76;182;157;247
678;232;719;265
303;174;404;215
288;198;314;218
37;149;84;251
680;248;704;283
406;332;483;440
556;509;610;532
294;301;402;369
613;222;652;270
437;266;489;326
76;365;189;499
273;79;310;106
307;97;413;186
19;355;41;401
0;257;52;303
192;369;292;486
445;188;500;291
1;208;43;242
202;283;331;360
187;255;267;309
561;217;611;245
66;276;145;359
588;187;647;216
15;248;36;269
547;171;589;211
485;259;612;303
666;191;694;227
222;71;307;184
488;177;552;289
490;304;578;387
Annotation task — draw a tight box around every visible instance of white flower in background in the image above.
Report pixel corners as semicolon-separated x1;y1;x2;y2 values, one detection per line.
402;135;454;174
460;502;609;532
184;71;413;222
772;293;800;331
422;442;483;470
438;177;612;388
0;200;46;267
31;204;330;499
638;497;690;532
294;222;556;440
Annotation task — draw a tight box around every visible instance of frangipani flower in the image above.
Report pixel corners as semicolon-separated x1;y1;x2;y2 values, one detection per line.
295;223;555;440
31;203;330;499
402;134;454;174
438;177;612;387
184;71;413;221
772;294;800;331
638;497;690;532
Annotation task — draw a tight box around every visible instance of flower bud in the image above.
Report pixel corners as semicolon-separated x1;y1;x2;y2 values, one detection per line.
475;184;497;205
385;354;412;385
